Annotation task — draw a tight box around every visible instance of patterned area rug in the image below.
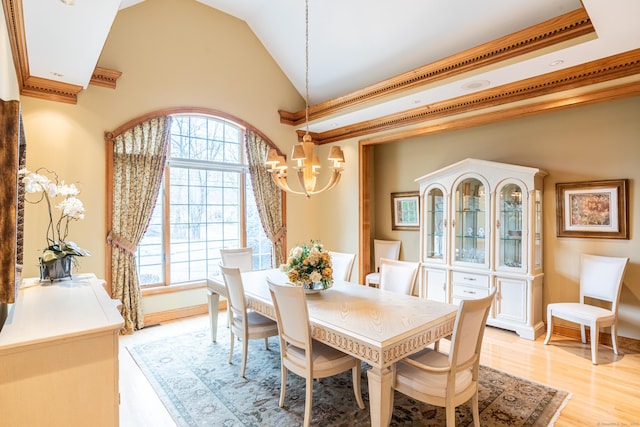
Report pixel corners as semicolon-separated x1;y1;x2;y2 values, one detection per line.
127;328;570;426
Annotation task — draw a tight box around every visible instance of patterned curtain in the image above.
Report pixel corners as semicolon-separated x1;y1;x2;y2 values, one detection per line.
109;116;171;334
245;129;286;266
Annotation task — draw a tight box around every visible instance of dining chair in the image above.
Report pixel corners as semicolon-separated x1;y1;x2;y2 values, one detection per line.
544;254;629;364
365;239;401;287
266;279;365;427
392;289;495;427
219;265;279;378
378;258;420;296
220;247;254;272
219;247;254;327
328;251;356;282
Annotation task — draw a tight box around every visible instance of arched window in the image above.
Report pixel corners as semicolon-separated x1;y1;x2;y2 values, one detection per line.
136;113;272;286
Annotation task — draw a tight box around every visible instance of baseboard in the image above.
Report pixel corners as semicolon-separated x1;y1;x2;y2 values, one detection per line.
144;304;209;327
552;324;640;353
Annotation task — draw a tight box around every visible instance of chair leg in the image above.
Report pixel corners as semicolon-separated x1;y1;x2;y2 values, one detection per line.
543;311;553;345
590;323;599;365
240;336;248;377
445;404;456;427
611;321;620;355
471;390;480;427
580;324;587;344
304;375;313;427
228;330;235;364
264;337;269;350
352;362;365;409
279;365;287;407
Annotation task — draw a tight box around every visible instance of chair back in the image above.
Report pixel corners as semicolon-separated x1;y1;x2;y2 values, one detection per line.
373;239;401;272
267;279;311;351
580;254;629;309
448;290;495;370
219;265;248;321
379;258;420;295
220;247;253;272
328;251;356;282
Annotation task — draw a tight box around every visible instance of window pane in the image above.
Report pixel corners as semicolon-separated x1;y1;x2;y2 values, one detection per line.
136;114;273;287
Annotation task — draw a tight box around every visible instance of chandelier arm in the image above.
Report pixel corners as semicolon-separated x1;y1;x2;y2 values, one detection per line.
268;171;309;196
306;169;344;195
296;169;312;198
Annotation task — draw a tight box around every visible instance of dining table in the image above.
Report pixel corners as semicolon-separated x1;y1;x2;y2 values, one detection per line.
207;268;458;427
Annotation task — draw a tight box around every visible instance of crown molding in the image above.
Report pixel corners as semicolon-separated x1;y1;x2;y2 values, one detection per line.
2;0;122;104
305;49;640;144
279;8;595;126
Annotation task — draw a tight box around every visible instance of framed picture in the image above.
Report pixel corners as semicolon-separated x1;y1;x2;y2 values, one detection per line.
391;191;420;231
556;179;629;239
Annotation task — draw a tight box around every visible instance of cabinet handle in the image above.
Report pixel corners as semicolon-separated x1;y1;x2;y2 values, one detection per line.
444;219;447;227
464;277;476;281
463;289;476;295
451;219;455;227
496;219;500;228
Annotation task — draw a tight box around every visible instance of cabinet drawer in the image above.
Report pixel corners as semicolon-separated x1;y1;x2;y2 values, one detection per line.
453;284;490;304
452;271;489;288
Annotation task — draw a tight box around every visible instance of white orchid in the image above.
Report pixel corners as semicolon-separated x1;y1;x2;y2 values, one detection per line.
18;167;90;265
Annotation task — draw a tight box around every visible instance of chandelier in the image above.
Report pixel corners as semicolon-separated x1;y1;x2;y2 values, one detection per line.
265;0;345;198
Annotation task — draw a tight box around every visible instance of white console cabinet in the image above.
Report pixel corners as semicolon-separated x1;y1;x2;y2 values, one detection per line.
416;158;547;339
0;274;123;426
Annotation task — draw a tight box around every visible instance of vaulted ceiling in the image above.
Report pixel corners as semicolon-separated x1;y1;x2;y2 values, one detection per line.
3;0;640;143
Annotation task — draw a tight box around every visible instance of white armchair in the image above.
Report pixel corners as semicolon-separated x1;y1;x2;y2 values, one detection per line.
392;289;495;427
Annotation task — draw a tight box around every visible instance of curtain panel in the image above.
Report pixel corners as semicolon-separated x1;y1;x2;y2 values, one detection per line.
245;129;286;266
109;116;171;334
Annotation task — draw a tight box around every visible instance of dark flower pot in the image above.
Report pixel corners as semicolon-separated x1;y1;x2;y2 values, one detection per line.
40;257;72;282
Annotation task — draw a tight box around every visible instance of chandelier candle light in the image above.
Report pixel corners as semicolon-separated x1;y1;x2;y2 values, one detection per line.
265;0;345;198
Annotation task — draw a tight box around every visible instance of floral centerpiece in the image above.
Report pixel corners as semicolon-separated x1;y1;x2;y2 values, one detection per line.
280;240;333;290
19;167;90;280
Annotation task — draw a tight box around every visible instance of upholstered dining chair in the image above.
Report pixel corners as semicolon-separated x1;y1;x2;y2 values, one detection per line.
220;247;254;327
392;289;495;427
378;258;420;296
544;254;629;365
365;239;401;287
220;247;254;272
219;265;279;378
266;279;365;427
328;251;356;282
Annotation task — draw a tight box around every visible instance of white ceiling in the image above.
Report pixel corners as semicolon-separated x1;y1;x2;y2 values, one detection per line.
20;0;640;133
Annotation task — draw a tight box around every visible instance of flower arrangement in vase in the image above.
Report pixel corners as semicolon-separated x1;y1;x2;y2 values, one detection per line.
280;240;333;291
19;167;90;281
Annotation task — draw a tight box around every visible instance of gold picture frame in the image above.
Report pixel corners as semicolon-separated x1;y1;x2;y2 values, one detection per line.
391;191;420;231
556;179;629;239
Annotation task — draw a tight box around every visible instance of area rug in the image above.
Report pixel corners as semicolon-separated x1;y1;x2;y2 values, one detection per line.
127;328;570;426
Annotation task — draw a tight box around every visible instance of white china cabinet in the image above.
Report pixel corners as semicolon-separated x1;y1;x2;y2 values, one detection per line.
416;158;547;339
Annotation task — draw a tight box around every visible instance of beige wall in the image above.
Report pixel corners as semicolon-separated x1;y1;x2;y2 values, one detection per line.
368;96;640;339
17;0;315;312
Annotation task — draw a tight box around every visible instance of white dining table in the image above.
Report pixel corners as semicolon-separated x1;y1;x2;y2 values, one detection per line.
207;268;458;427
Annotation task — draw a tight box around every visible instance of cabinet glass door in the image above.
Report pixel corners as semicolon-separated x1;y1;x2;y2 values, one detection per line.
498;183;524;269
533;189;542;270
453;178;486;264
425;187;445;261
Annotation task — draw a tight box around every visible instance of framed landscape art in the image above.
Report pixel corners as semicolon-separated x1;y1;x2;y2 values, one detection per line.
391;191;420;231
556;179;628;239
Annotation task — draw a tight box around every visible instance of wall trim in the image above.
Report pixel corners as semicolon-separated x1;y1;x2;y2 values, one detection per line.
143;304;209;327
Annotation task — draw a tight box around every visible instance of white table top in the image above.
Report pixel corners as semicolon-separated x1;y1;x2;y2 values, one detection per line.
209;269;458;368
0;274;123;351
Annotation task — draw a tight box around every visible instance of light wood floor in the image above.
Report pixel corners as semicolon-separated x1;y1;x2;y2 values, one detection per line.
118;314;640;426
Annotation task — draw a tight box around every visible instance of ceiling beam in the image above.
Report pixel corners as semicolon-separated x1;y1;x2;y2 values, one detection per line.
279;8;594;126
304;49;640;144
